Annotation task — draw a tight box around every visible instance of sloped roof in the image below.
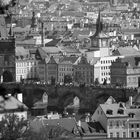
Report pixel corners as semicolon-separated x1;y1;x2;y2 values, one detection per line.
37;48;49;60
42;117;77;132
16;47;29;56
87;122;106;133
0;96;28;112
120;56;140;67
46;56;57;64
45;39;61;47
126;108;140;120
59;56;79;64
42;47;61;54
100;103;128;118
113;47;140;57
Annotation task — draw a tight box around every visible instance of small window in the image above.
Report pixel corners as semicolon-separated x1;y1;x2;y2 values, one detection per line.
106;109;113;115
131;132;134;138
116;132;119;138
137;132;140;138
110;132;113;138
123;132;126;138
117;109;124;114
137;124;140;128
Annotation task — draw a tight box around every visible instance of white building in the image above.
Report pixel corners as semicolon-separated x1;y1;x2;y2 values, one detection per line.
0;95;28;120
92;96;129;138
16;56;39;82
92;56;123;84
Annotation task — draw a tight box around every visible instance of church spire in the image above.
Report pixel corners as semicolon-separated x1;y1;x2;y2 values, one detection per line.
95;9;103;36
31;11;37;28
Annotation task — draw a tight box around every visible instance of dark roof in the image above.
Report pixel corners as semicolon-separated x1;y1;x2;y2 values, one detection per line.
59;56;79;64
121;56;140;67
45;39;61;47
37;48;48;60
47;56;57;64
87;122;106;133
42;118;77;132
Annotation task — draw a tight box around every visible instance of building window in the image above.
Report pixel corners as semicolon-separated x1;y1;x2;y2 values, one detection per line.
116;121;119;127
131;132;134;138
137;132;139;138
122;121;126;127
137;124;140;128
116;132;119;138
123;132;126;138
109;121;113;128
131;124;134;128
110;132;113;138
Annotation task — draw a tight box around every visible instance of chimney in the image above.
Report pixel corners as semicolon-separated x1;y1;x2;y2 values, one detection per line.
41;22;44;47
78;120;81;127
17;93;23;102
129;96;133;106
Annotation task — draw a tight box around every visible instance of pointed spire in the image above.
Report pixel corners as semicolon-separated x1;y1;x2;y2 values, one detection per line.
95;9;103;36
31;11;37;28
9;26;12;36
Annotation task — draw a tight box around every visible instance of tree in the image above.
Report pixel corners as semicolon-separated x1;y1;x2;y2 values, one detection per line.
94;78;99;86
0;114;29;140
27;125;75;140
64;75;72;84
74;72;83;84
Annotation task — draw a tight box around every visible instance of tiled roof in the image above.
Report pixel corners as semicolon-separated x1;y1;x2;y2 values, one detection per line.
42;47;61;54
45;39;61;47
42;117;77;132
87;121;106;133
16;47;29;56
61;47;80;53
126;108;140;120
0;96;28;112
37;48;49;60
100;103;128;118
120;56;140;67
113;47;140;56
46;56;57;64
59;56;79;64
100;96;128;118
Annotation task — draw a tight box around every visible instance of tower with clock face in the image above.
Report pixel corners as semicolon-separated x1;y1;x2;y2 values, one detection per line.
0;15;15;82
99;35;110;57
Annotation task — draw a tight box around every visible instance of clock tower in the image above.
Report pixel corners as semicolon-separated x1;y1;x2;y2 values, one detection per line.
0;15;15;82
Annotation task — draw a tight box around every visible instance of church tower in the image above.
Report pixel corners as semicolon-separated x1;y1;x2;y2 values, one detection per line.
0;15;15;82
89;10;103;49
30;11;38;34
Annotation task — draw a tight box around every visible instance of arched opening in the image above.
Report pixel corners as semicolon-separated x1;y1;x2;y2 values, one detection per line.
3;70;13;82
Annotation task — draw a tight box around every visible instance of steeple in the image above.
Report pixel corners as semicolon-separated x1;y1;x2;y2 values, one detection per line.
31;11;37;28
95;9;103;36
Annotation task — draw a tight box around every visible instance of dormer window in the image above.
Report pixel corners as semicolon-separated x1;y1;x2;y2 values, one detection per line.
128;113;135;118
117;109;124;115
106;109;113;115
119;103;124;108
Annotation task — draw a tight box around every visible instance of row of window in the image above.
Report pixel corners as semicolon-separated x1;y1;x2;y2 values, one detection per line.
16;62;37;67
101;66;110;70
101;60;115;64
101;72;110;76
110;132;126;138
59;68;73;71
101;78;110;82
130;123;140;129
109;120;126;128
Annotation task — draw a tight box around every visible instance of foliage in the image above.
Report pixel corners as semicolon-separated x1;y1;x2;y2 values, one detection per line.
0;113;29;140
74;72;83;84
0;0;17;14
64;75;72;84
27;125;75;140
